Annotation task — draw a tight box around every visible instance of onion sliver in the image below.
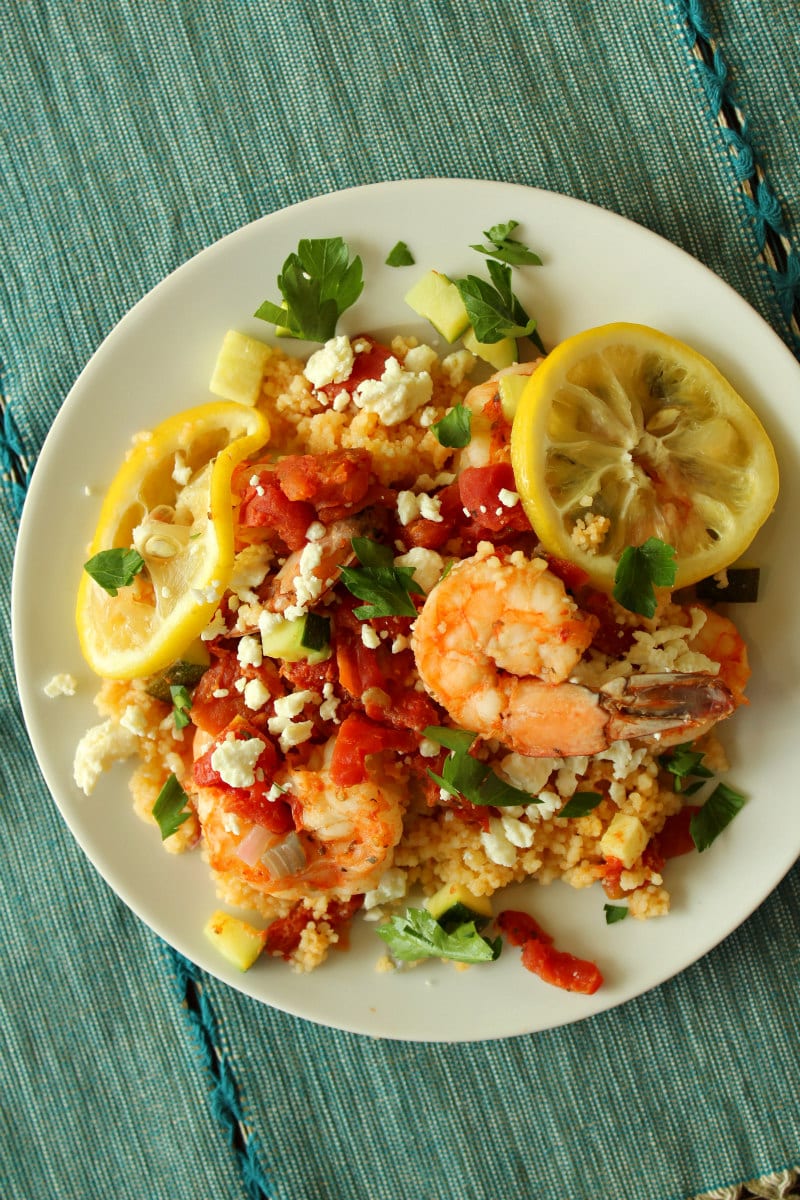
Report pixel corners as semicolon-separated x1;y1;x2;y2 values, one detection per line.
260;831;306;879
235;824;272;867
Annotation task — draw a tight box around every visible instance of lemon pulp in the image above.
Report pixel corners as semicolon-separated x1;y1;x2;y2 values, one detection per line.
77;402;270;679
510;323;779;590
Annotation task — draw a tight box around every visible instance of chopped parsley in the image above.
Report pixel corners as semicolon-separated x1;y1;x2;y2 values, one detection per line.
83;547;145;596
431;402;471;448
658;743;713;795
152;774;191;840
423;725;533;808
377;907;501;964
604;904;629;925
559;791;603;819
254;237;364;342
169;684;193;730
690;782;747;852
613;537;677;618
454;259;540;347
470;219;542;267
339;537;423;618
385;240;415;267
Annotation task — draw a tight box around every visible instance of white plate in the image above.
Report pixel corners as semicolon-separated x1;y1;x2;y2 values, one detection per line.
12;179;800;1042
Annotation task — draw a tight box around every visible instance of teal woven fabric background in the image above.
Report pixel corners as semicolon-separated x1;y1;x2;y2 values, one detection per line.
2;3;799;1198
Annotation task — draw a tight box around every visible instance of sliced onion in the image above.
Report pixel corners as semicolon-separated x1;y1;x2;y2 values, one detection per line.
234;824;272;867
260;831;306;879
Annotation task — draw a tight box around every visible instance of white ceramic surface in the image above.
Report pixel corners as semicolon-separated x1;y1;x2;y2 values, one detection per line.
12;179;800;1042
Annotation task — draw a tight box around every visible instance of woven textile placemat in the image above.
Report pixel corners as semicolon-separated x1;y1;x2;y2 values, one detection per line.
2;3;799;1198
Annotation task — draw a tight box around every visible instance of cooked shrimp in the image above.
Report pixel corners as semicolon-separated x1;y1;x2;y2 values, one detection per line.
459;360;542;469
411;547;738;757
192;734;405;902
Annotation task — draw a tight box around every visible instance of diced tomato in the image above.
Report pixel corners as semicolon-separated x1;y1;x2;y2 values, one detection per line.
264;896;364;959
192;719;293;831
497;909;603;994
402;507;457;551
600;856;625;900
655;806;700;859
275;448;372;523
190;650;283;736
279;656;337;695
234;468;315;551
317;336;393;400
335;637;386;700
329;713;416;786
384;688;441;734
544;556;590;593
458;464;532;535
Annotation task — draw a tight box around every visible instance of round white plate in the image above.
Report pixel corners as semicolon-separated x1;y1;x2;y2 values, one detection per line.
12;179;800;1042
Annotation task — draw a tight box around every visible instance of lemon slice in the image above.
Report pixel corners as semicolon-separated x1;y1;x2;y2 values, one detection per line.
510;322;779;590
77;402;270;679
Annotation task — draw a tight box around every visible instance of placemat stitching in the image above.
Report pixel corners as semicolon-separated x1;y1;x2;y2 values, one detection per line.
670;0;800;356
163;943;278;1200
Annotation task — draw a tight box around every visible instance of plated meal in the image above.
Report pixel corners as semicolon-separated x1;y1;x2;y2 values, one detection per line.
68;221;778;993
14;181;797;1040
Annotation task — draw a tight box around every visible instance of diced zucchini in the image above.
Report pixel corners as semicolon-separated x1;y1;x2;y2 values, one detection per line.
209;330;273;406
204;910;266;971
497;373;530;421
599;813;649;869
261;613;331;664
462;327;518;372
404;270;471;342
426;882;493;932
145;645;210;703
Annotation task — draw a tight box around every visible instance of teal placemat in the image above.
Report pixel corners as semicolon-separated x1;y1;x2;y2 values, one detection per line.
2;3;799;1198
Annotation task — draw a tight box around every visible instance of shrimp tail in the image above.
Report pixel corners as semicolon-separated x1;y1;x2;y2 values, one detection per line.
600;672;736;744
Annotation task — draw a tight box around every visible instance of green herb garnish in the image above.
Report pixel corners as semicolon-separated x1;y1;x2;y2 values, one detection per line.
254;237;364;342
385;240;415;267
470;219;542;267
169;685;193;730
339;537;423;619
431;402;471;448
377;907;502;964
83;547;145;596
658;743;713;795
690;782;747;852
423;725;533;808
559;791;603;819
613;537;677;618
455;259;540;347
152;774;191;840
604;904;628;925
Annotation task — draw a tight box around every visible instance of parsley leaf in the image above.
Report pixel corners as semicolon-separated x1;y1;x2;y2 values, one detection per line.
339;537;423;618
170;685;193;730
377;907;502;964
385;240;415;267
613;537;677;618
152;774;191;840
432;403;471;448
658;742;713;795
559;791;603;818
423;725;533;808
254;237;364;342
83;547;145;596
454;260;540;345
470;219;543;267
690;782;746;852
604;904;628;925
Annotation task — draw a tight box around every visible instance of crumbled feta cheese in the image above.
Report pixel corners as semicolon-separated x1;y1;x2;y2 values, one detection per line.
500;815;535;848
201;609;228;642
243;678;271;711
319;682;340;723
222;812;241;835
268;690;316;751
43;673;77;698
212;688;230;699
403;344;438;374
120;705;151;738
418;494;443;523
294;541;324;608
481;818;517;867
332;391;350;412
418;737;439;758
353;356;433;426
361;624;381;649
396;491;420;526
237;634;263;669
441;349;476;386
304;335;355;389
305;521;326;542
393;547;444;594
363;867;408;910
210;733;266;789
498;487;520;508
391;634;410;655
73;720;140;796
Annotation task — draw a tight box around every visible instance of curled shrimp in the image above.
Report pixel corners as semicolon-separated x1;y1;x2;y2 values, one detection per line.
411;548;740;758
193;733;404;902
459;360;542;469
